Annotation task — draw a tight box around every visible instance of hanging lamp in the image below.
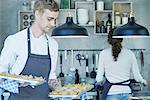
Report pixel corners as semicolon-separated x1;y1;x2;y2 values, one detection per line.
51;13;88;38
113;13;149;38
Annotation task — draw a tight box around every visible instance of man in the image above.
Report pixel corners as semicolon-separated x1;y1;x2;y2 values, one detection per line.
0;0;59;99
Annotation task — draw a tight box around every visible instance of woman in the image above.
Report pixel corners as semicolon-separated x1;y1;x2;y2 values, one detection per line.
96;29;147;100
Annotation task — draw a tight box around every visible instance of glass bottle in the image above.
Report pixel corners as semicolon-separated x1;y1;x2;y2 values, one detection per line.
75;69;80;84
122;12;129;25
106;13;112;33
96;19;101;33
60;0;69;9
100;21;106;33
115;11;121;27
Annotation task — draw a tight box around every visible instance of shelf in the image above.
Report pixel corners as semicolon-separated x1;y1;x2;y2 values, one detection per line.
75;1;95;4
77;24;94;27
59;9;75;12
95;10;112;13
18;1;132;37
95;33;108;35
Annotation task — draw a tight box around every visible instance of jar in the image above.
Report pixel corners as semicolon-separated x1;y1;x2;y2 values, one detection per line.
122;12;129;24
115;11;121;27
22;2;29;11
30;0;36;10
97;1;104;11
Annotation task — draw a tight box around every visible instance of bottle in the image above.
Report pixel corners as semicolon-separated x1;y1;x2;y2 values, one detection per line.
115;11;121;27
122;12;129;24
100;21;106;33
106;13;112;33
96;19;101;33
63;0;69;9
75;69;80;84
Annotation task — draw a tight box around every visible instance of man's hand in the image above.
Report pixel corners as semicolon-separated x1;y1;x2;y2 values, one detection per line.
18;83;28;87
0;79;3;84
48;79;61;90
143;80;147;86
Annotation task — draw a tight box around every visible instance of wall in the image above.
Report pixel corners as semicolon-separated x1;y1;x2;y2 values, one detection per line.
0;0;3;49
0;0;150;90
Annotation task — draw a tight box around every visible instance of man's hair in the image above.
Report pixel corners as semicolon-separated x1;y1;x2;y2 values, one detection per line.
33;0;59;13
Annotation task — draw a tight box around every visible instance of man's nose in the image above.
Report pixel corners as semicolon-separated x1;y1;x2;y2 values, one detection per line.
50;20;55;27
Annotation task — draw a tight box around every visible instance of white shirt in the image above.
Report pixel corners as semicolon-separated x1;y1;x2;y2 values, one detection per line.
96;48;144;95
0;28;58;79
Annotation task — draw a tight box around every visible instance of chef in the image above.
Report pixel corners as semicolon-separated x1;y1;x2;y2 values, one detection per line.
96;29;147;100
0;0;59;99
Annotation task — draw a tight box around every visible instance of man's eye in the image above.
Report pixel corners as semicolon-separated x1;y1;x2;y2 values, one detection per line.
48;19;52;21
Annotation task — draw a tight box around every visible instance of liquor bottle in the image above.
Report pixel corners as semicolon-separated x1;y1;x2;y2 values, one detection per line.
75;69;80;84
115;11;121;27
96;19;101;33
100;21;106;33
60;0;69;9
106;13;112;33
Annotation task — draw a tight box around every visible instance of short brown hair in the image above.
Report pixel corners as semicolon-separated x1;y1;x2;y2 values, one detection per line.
33;0;59;13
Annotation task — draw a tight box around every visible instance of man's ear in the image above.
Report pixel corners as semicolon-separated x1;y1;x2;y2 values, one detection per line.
34;10;39;18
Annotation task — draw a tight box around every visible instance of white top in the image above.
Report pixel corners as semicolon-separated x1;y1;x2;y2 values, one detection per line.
96;48;144;95
0;28;58;79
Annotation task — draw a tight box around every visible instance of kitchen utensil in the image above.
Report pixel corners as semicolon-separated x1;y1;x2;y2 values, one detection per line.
90;68;97;79
95;53;99;70
86;58;89;77
76;54;85;66
90;53;97;78
59;54;64;77
76;54;82;66
140;50;144;67
64;50;67;60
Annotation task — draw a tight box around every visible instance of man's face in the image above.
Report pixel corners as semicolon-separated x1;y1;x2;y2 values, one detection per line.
36;9;59;33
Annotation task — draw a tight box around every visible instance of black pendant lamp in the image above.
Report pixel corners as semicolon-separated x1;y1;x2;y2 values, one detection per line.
52;16;88;38
113;13;149;38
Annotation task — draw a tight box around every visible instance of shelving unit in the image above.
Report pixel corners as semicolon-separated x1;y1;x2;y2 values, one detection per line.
112;1;132;27
18;0;132;36
95;10;112;35
75;1;95;26
18;11;34;31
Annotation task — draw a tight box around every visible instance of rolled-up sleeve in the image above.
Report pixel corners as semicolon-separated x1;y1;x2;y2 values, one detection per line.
96;51;105;83
48;40;58;79
0;36;16;73
131;52;144;83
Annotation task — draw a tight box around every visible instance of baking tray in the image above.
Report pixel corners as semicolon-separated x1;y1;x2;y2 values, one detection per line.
0;73;46;86
49;85;93;99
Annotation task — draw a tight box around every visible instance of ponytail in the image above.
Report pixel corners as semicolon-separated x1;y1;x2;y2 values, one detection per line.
107;29;123;61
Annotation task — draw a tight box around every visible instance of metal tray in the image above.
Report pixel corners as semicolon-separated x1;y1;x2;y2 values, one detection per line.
0;74;46;86
49;85;93;99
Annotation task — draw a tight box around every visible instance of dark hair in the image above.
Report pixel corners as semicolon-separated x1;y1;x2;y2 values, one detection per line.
107;29;123;61
33;0;59;14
